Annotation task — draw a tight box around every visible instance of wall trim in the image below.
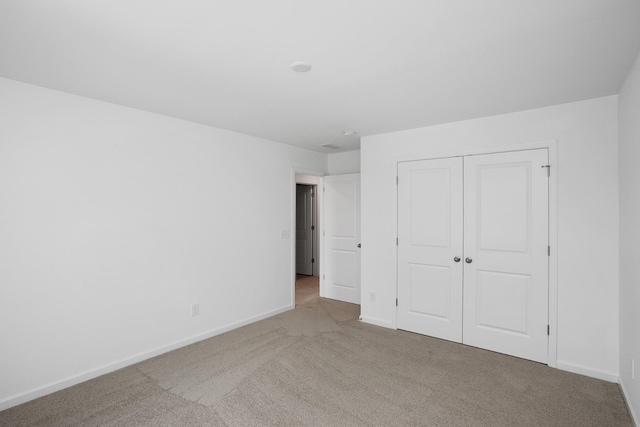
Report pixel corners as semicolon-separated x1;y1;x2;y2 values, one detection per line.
555;361;619;383
620;377;639;426
392;139;559;367
0;304;294;412
360;316;396;329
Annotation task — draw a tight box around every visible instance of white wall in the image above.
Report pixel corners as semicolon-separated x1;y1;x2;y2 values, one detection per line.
0;77;326;410
618;50;640;423
327;150;360;174
361;96;619;380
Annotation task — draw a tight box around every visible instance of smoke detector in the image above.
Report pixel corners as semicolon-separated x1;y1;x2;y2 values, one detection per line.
342;130;357;137
291;62;312;72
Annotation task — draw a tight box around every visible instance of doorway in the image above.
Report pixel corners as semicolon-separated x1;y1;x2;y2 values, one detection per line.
294;173;322;307
296;184;316;276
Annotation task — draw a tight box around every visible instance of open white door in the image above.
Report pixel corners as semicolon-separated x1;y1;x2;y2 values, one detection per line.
323;174;361;304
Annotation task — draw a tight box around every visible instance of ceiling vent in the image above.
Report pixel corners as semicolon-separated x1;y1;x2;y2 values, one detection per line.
320;143;341;150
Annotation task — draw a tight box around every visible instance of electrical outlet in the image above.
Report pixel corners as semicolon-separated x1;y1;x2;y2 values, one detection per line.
191;303;199;317
632;358;635;380
369;292;376;302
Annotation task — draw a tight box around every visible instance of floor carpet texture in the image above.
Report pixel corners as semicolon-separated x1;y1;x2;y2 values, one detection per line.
0;277;632;426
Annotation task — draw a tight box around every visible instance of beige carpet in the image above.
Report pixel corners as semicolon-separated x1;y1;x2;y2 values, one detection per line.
295;274;319;306
0;285;632;426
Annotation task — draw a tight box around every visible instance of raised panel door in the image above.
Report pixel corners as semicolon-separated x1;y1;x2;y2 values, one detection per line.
323;174;361;304
462;149;549;363
397;158;464;342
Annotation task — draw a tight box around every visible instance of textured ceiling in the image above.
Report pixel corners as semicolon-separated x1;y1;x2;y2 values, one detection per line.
1;1;640;152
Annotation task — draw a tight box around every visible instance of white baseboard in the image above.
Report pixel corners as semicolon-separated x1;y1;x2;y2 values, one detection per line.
620;378;639;427
0;304;294;412
360;315;395;329
555;360;618;383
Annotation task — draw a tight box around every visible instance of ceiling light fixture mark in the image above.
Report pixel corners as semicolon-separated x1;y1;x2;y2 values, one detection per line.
291;62;312;72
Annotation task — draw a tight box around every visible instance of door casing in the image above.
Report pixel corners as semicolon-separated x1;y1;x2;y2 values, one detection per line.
292;169;324;306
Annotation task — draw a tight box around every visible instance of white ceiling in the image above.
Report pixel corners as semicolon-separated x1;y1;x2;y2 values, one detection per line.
1;1;640;153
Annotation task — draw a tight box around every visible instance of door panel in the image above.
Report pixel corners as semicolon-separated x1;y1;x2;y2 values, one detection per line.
331;250;357;288
409;263;451;319
477;164;530;252
409;168;452;248
475;270;530;334
463;149;549;363
397;158;463;342
323;174;360;304
295;184;314;275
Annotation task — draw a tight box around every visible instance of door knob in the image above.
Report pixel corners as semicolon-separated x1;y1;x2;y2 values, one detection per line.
454;257;461;262
465;257;473;263
357;243;361;248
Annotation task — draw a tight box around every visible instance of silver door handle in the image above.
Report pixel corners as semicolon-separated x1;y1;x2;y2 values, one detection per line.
454;257;461;262
465;257;473;264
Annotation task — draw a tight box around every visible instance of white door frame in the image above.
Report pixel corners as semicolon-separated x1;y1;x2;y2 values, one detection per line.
291;168;324;306
392;140;558;367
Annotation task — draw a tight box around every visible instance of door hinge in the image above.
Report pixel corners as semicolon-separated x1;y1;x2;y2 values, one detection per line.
396;298;398;307
311;225;315;230
396;176;399;185
541;165;550;177
323;230;325;236
323;274;325;280
311;191;314;197
323;186;325;192
548;246;551;256
547;325;550;336
312;258;315;263
396;237;399;246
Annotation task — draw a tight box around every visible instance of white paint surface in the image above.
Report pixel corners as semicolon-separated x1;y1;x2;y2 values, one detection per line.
618;49;640;423
397;157;464;342
397;150;550;363
0;2;639;151
327;151;361;175
462;150;549;363
323;174;361;304
0;77;326;409
361;97;619;380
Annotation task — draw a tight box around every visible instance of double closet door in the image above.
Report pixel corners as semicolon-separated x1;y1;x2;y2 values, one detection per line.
397;149;549;363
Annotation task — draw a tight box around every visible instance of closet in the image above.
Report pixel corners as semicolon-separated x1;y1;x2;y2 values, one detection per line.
397;149;549;363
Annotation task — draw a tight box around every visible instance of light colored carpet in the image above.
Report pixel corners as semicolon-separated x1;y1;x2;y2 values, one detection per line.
295;274;319;306
0;285;632;426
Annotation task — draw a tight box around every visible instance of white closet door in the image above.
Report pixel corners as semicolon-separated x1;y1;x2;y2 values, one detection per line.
463;149;549;363
397;158;464;342
323;174;361;304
